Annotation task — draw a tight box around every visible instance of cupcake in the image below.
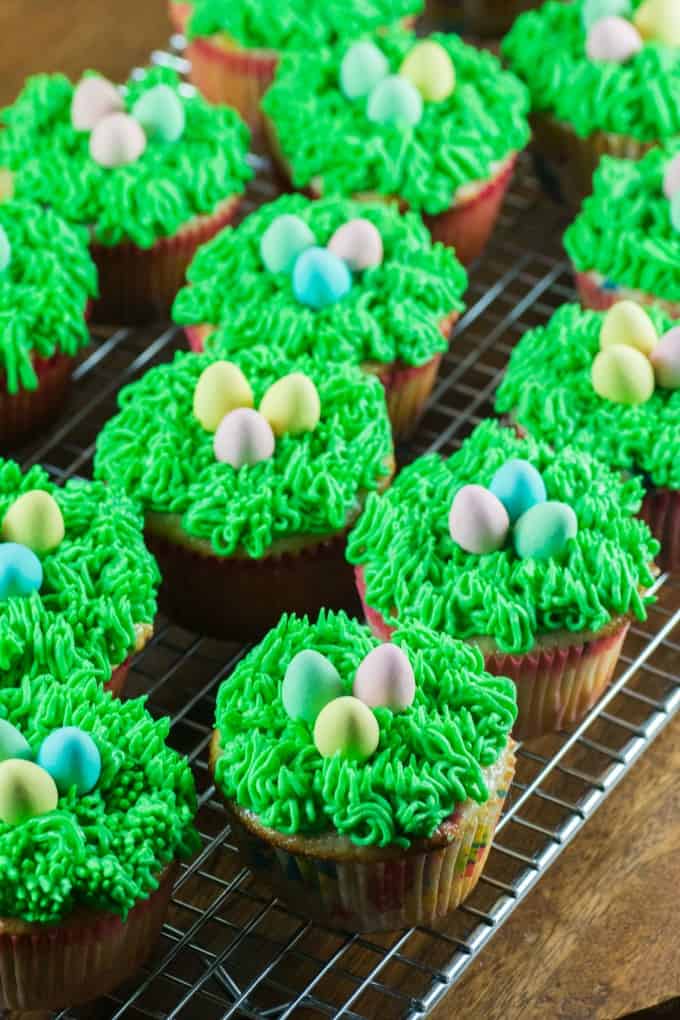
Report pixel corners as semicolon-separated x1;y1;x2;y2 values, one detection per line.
0;672;198;1012
502;0;680;205
0;67;252;324
185;0;423;138
262;29;530;264
348;419;658;739
565;142;680;316
172;194;467;437
0;459;159;693
0;200;97;445
94;347;394;639
495;303;679;570
210;610;517;932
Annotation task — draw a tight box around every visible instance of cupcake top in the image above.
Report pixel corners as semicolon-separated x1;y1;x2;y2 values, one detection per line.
0;673;198;923
0;201;97;394
173;194;467;367
262;29;530;216
188;0;423;49
0;67;252;248
564;143;680;303
495;303;680;489
213;610;516;848
347;420;657;654
502;0;680;141
94;347;393;558
0;459;159;678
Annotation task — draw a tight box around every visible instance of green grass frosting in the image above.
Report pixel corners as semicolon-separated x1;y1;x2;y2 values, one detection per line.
0;459;159;678
173;194;467;367
564;143;680;303
213;610;516;848
347;420;657;654
0;201;97;394
0;673;198;923
262;29;530;215
188;0;423;49
495;304;680;490
94;347;393;558
502;0;680;140
0;67;252;248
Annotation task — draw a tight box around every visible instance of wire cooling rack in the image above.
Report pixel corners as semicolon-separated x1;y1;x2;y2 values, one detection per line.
13;81;680;1020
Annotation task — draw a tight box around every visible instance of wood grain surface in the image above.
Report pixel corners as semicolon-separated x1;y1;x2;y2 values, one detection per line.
0;3;678;1019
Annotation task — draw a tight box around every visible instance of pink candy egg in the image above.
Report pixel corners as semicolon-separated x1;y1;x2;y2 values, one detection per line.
71;76;124;131
353;643;416;712
214;408;275;468
89;113;146;168
663;154;680;200
327;219;384;271
650;327;680;389
449;484;510;555
586;16;643;62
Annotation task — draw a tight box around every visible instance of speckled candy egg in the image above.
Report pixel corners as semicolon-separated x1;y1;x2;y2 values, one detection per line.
634;0;680;45
2;490;65;554
399;40;456;102
0;543;43;600
292;247;352;310
260;214;316;275
214;408;275;469
662;153;680;200
449;484;510;555
489;459;547;524
37;727;102;795
353;643;415;711
592;343;655;404
313;696;380;761
282;650;344;725
514;501;578;561
586;15;643;63
71;75;124;131
582;0;632;30
0;759;58;825
0;720;31;763
0;226;10;274
90;112;147;168
327;219;383;271
600;300;658;356
650;327;680;389
259;372;321;437
366;76;423;127
131;83;185;143
193;361;254;432
340;40;389;100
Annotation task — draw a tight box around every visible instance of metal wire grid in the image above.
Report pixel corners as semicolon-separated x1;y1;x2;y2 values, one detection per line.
12;150;678;1019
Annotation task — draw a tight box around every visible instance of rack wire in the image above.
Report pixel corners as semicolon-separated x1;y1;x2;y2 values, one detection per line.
15;62;680;1020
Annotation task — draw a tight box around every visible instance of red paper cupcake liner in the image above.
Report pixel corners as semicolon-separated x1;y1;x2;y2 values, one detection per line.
0;351;76;449
640;486;680;573
169;0;191;34
574;268;680;319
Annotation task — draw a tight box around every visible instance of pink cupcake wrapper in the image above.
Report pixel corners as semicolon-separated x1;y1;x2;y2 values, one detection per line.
574;268;680;319
187;36;278;140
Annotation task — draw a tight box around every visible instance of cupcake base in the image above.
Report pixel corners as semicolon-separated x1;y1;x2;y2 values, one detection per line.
0;352;75;449
210;731;515;932
640;486;679;574
574;269;680;319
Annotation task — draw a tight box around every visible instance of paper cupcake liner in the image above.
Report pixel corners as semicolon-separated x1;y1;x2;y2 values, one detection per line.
0;866;176;1012
574;268;680;319
640;486;680;573
210;731;515;932
169;0;191;34
0;352;75;449
90;196;242;326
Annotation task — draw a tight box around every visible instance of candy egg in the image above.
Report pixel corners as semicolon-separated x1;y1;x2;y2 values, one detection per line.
0;226;10;274
600;300;658;355
634;0;680;45
0;543;43;600
260;214;316;275
662;153;680;200
71;76;124;131
592;343;655;404
449;485;510;555
313;696;380;761
193;361;254;432
282;650;344;724
292;247;352;310
514;501;578;561
0;169;15;203
259;372;321;436
671;189;680;233
353;643;415;712
327;219;383;271
0;719;31;763
582;0;632;30
0;759;58;825
90;113;147;169
649;326;680;389
399;40;456;102
37;727;101;795
131;83;185;143
2;490;65;554
586;16;643;62
340;40;390;100
214;408;275;468
366;76;423;127
489;459;547;524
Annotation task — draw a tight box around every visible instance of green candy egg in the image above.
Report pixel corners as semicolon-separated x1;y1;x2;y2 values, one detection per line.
514;501;578;561
131;83;185;143
282;650;343;724
340;40;389;100
591;343;655;405
313;696;380;761
2;490;65;554
193;361;254;432
366;76;423;127
0;226;10;274
0;719;31;762
260;214;316;275
0;759;58;825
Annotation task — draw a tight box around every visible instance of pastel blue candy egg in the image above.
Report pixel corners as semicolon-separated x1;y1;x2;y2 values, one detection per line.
0;719;31;762
582;0;632;30
282;649;344;725
37;726;101;795
131;83;185;143
514;501;578;561
366;76;423;127
0;543;43;600
489;459;547;524
0;226;10;274
260;214;316;275
340;40;390;100
293;247;352;310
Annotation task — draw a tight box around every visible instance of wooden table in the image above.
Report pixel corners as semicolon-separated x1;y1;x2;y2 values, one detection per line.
1;3;678;1018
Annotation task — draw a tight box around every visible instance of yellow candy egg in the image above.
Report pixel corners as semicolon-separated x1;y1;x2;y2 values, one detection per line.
0;759;58;825
600;301;658;356
259;373;321;437
2;490;65;554
399;40;456;102
0;169;14;203
313;696;380;761
634;0;680;44
193;361;254;432
591;343;655;405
